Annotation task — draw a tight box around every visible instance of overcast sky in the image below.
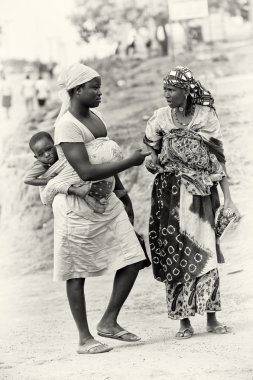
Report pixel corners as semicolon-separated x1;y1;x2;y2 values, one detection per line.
0;0;113;63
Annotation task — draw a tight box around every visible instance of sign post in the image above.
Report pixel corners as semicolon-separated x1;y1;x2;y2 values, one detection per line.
168;0;208;21
168;0;209;53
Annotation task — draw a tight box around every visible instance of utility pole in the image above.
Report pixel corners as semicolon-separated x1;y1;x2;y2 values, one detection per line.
250;0;253;38
167;0;175;62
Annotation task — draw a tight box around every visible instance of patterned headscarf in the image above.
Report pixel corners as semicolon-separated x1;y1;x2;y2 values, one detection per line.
55;63;100;123
163;66;215;110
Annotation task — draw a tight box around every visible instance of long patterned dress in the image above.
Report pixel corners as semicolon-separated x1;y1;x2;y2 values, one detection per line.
144;105;225;319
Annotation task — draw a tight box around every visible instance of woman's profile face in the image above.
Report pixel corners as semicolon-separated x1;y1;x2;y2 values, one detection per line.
163;84;185;108
78;77;102;108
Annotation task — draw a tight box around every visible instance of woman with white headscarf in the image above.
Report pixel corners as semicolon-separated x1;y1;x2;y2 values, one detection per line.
51;63;150;354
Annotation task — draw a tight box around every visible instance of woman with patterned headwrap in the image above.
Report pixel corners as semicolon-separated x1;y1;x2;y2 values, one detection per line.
144;66;240;339
50;63;150;354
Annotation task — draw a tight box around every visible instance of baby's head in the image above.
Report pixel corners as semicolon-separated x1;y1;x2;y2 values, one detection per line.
29;131;58;165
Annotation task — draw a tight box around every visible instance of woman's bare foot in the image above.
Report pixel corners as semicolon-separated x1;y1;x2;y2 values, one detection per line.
97;321;140;342
77;338;113;354
207;312;230;334
175;318;194;339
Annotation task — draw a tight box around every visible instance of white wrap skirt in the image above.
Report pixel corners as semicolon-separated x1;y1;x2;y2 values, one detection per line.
52;192;145;281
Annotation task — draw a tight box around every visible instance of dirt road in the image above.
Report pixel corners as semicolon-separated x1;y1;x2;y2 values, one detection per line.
0;72;253;380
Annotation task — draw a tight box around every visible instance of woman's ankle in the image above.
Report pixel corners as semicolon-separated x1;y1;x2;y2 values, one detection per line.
79;333;94;345
207;312;217;323
180;318;191;328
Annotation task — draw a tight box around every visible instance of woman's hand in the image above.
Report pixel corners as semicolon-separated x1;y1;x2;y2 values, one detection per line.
145;156;164;174
220;169;241;222
224;198;241;221
129;149;151;166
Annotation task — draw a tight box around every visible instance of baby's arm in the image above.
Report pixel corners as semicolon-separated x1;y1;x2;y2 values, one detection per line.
41;173;90;205
24;176;55;186
24;161;53;186
40;167;106;213
64;184;107;214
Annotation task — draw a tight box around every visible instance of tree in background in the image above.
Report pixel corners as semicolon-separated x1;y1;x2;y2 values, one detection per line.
70;0;170;56
208;0;249;20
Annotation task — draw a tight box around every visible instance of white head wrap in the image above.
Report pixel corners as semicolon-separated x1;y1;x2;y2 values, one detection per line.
55;63;100;123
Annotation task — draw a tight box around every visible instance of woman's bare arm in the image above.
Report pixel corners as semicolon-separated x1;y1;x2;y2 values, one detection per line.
219;163;240;219
61;142;150;181
114;174;134;224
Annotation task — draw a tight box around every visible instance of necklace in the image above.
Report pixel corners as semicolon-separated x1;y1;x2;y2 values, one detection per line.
174;105;195;126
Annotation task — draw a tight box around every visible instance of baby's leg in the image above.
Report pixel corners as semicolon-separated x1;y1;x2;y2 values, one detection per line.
89;180;114;200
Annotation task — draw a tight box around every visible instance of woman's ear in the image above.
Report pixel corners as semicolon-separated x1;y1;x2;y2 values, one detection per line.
75;85;83;96
184;88;190;97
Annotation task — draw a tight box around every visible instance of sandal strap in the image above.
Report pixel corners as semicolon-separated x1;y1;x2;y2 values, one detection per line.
78;342;107;353
87;343;105;351
176;327;194;337
113;330;130;338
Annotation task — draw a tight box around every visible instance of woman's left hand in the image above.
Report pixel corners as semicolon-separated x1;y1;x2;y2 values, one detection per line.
224;199;241;221
145;156;164;174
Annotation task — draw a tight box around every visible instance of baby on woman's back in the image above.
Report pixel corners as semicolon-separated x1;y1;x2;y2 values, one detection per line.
24;131;124;212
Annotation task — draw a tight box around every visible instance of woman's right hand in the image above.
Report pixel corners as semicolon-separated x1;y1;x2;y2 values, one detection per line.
129;149;151;166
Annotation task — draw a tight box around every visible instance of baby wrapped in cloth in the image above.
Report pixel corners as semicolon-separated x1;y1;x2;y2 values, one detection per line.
40;136;123;210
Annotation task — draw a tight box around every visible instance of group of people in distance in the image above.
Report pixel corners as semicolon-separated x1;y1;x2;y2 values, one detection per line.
24;63;240;354
21;74;50;112
0;72;50;120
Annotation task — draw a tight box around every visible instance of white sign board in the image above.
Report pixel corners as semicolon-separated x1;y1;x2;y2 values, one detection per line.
168;0;209;21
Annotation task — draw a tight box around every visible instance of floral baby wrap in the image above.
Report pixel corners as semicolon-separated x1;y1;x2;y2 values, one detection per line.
40;137;123;208
145;105;225;284
159;128;224;196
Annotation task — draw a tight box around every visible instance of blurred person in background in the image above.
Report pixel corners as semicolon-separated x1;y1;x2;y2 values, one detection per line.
115;41;122;56
35;74;50;107
21;74;36;114
144;66;240;340
125;28;137;56
0;62;4;77
47;62;55;80
0;73;12;119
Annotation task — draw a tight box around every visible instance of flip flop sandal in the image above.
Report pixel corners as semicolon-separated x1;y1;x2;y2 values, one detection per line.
77;342;113;354
175;327;194;340
207;325;231;334
97;329;141;342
